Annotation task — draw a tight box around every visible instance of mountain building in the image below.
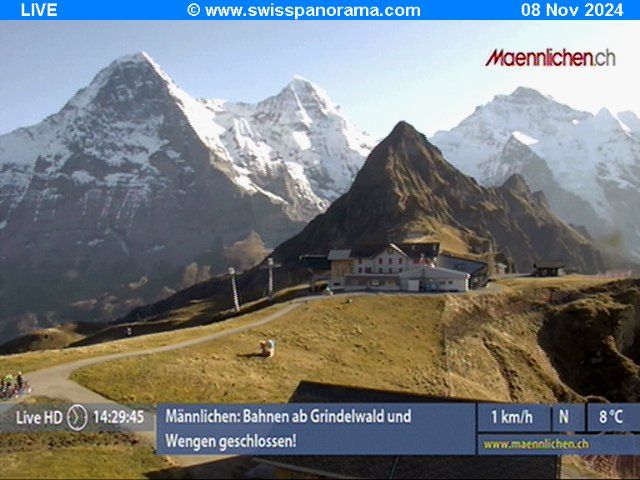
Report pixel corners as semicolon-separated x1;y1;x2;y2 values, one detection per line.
533;260;566;277
326;242;484;293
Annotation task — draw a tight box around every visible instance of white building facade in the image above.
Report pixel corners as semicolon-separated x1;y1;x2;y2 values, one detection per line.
327;243;471;293
351;244;409;276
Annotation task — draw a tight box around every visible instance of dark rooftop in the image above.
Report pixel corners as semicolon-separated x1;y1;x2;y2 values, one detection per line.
398;242;440;259
284;380;477;403
257;381;560;479
350;243;402;258
534;261;566;270
438;254;488;275
348;242;440;260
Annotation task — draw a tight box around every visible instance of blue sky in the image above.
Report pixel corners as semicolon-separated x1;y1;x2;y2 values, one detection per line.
1;21;637;138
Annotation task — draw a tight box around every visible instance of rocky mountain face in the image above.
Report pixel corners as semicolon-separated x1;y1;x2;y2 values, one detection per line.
122;121;607;326
273;121;606;273
490;137;603;232
0;52;373;342
432;87;640;261
204;75;373;214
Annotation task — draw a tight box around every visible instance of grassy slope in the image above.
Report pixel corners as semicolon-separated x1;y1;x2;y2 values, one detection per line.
1;304;284;375
443;291;578;402
72;296;450;404
73;277;618;406
0;284;314;355
4;276;625;480
450;275;625;402
494;275;616;290
0;433;176;480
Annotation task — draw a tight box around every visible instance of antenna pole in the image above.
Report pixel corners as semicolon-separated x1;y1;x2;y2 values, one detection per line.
260;257;281;300
228;267;240;312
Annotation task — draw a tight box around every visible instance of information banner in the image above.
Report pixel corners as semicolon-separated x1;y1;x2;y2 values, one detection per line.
156;403;477;455
1;1;637;21
155;403;640;456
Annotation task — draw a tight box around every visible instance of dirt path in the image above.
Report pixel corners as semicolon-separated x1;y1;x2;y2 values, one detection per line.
2;301;302;471
27;302;302;391
8;287;505;410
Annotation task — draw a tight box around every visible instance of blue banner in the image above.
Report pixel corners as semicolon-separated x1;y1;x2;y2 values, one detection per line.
156;403;477;455
156;403;640;456
1;1;637;21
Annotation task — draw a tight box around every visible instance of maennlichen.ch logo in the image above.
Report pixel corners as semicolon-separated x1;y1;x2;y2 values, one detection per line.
486;48;616;67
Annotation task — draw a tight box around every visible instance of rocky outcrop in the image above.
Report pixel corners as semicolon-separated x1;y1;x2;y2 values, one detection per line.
540;280;640;402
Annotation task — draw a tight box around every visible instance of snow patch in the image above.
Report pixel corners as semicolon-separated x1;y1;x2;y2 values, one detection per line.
512;131;538;146
291;131;312;150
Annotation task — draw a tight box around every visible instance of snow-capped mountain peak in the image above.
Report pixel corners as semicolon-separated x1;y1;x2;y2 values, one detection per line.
507;86;553;102
591;107;637;139
0;53;376;336
594;106;620;126
0;53;374;226
64;51;173;111
281;75;337;115
203;74;375;207
432;87;640;260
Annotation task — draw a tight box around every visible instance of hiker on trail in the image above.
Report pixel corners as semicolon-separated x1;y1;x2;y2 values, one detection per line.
2;374;14;398
16;372;24;392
